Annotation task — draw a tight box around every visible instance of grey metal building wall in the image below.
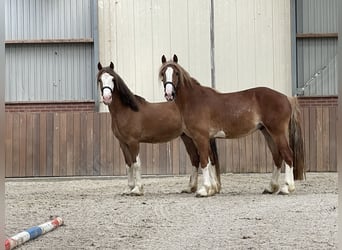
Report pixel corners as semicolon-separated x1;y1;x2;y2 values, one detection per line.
295;0;338;96
5;0;95;102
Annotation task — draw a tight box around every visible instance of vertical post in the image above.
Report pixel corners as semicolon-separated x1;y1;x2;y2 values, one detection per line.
337;0;342;246
0;0;5;246
290;0;298;96
210;0;215;89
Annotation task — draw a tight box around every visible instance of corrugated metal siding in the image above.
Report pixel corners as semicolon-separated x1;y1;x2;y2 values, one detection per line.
6;43;93;101
5;0;92;40
297;0;338;33
296;0;338;96
5;0;95;102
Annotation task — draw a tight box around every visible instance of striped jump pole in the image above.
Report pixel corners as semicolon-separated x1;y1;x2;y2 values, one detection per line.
5;216;64;250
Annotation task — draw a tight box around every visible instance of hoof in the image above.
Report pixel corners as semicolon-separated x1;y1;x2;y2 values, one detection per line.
262;189;274;194
195;186;216;197
122;186;144;196
278;184;295;195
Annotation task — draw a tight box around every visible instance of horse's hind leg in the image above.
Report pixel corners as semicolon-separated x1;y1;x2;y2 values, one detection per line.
261;129;283;194
276;136;296;195
180;133;199;193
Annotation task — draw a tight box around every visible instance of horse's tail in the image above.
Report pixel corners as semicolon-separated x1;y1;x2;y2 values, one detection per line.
288;97;305;180
209;138;221;186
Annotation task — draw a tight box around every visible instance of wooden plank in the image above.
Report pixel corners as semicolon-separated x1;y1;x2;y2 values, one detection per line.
53;113;60;176
309;107;317;172
5;113;13;177
316;107;323;171
251;131;259;173
146;144;153;175
329;107;337;171
105;113;114;176
59;113;67;176
155;143;162;175
225;139;234;173
238;138;246;173
25;114;34;177
100;113;108;175
245;134;253;172
86;112;94;175
11;113;20;177
217;139;226;174
73;113;81;175
258;131;267;173
19;114;27;176
138;143;145;175
66;113;74;176
32;113;40;176
93;112;101;175
232;139;240;173
113;135;122;176
172;138;180;175
179;139;187;175
322;107;330;171
39;113;47;176
302;107;310;171
46;113;54;176
79;113;88;175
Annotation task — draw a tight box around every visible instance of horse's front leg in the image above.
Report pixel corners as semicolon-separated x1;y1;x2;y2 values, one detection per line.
130;154;144;196
195;140;220;197
120;142;143;196
180;134;200;193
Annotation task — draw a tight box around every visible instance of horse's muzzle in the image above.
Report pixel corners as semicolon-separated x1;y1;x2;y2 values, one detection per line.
164;82;176;101
103;95;112;105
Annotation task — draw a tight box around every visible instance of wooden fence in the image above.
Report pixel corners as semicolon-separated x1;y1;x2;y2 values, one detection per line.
5;97;337;177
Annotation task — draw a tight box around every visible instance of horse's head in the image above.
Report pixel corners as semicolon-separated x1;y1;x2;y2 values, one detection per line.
160;54;181;101
97;62;116;105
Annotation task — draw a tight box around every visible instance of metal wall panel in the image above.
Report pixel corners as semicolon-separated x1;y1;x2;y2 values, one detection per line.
98;0;212;103
99;0;292;105
5;0;92;40
6;44;94;101
295;0;338;96
297;0;338;33
214;0;292;95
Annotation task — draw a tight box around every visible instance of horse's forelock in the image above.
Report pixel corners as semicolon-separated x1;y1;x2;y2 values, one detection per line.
160;61;192;87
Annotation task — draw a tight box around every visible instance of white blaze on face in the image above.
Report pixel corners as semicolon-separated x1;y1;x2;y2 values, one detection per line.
101;72;114;104
165;67;174;97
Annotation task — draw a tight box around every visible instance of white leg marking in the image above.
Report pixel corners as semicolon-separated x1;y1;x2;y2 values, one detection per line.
126;165;135;189
196;159;218;197
130;155;144;196
182;166;198;193
280;164;295;194
264;166;281;194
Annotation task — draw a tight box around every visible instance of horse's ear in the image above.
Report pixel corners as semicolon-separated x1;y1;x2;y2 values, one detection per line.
173;54;178;63
110;62;114;69
97;62;102;70
161;55;166;64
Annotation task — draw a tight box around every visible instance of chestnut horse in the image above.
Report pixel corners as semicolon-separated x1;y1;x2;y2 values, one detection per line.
159;55;305;197
97;62;220;195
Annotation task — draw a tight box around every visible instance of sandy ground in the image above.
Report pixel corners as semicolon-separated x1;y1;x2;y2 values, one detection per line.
5;172;337;250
